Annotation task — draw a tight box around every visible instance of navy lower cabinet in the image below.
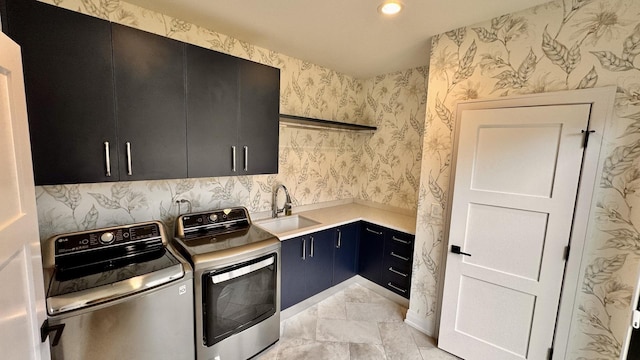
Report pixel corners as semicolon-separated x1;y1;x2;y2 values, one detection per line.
333;223;360;285
305;230;335;296
281;229;334;310
382;228;415;298
281;235;308;310
358;222;415;299
358;222;386;285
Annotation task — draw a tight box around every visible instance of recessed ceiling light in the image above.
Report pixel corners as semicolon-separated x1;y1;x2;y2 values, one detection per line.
378;1;403;16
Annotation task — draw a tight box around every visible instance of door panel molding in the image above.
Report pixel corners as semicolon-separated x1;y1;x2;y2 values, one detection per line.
436;86;616;359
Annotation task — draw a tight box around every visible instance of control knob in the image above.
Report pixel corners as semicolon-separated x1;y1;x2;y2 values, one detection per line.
209;214;218;222
100;231;115;244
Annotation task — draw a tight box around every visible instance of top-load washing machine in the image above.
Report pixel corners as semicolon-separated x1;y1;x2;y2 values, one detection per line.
41;221;195;360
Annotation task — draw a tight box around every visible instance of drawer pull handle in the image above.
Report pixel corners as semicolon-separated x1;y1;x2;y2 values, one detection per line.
392;236;411;245
387;282;407;293
388;267;408;277
366;227;382;235
390;252;410;262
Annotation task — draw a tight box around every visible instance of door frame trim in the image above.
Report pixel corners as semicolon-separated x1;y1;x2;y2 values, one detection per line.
435;86;617;359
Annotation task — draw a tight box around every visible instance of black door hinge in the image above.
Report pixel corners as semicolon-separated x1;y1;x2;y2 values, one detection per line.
41;319;65;346
564;245;570;261
582;129;595;148
547;347;554;360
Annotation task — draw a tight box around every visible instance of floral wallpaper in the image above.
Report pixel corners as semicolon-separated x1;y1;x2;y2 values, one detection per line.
409;0;640;358
33;0;427;239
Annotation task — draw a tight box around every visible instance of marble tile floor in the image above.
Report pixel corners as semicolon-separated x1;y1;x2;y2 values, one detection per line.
256;283;461;360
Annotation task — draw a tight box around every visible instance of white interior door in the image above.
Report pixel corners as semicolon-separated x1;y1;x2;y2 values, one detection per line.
438;104;591;359
0;32;49;359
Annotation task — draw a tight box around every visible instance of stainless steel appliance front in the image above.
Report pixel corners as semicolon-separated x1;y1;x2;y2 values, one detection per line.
174;207;281;360
42;221;195;360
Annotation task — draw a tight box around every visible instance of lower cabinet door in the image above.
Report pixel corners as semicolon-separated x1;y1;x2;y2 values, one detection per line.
306;229;334;296
333;223;359;285
281;236;307;310
358;222;385;285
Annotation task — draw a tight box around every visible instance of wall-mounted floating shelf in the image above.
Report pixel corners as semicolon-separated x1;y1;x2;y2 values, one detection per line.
279;114;377;133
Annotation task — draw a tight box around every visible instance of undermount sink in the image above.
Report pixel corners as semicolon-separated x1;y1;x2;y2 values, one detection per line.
256;215;320;234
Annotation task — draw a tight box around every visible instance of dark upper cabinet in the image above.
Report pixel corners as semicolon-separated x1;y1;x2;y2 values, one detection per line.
112;24;187;181
333;222;359;285
185;45;238;177
358;222;385;285
5;0;118;185
5;1;278;184
186;45;279;177
237;59;280;175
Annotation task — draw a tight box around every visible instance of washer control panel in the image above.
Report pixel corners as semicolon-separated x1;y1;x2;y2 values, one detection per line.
180;207;249;232
54;223;161;256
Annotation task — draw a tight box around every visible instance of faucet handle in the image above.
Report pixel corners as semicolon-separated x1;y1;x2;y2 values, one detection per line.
284;203;292;216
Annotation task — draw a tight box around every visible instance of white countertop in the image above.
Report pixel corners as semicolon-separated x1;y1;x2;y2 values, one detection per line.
254;203;417;240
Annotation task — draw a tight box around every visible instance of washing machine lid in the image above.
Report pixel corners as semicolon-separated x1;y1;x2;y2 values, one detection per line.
46;250;185;315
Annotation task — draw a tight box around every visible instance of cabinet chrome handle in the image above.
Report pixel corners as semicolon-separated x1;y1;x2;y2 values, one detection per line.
390;252;410;262
336;229;342;249
231;146;236;172
392;236;411;245
126;142;132;176
366;227;382;235
310;236;314;258
243;146;248;171
388;267;408;277
302;238;306;260
104;141;111;177
387;282;407;293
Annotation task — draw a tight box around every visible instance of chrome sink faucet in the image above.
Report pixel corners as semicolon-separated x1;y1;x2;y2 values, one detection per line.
272;184;292;218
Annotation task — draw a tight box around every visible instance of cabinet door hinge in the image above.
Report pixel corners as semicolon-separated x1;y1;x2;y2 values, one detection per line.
563;245;570;261
582;129;595;148
547;347;554;360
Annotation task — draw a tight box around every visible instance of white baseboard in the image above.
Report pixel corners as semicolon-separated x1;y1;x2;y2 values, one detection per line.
405;308;436;338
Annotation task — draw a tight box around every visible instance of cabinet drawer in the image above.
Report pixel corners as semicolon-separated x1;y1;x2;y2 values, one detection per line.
383;275;411;298
384;265;411;286
384;252;412;274
386;240;413;259
386;230;414;250
362;223;385;238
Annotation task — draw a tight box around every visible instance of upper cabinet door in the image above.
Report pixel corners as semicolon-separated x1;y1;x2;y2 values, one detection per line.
186;45;239;178
112;24;187;181
238;59;280;175
6;0;118;185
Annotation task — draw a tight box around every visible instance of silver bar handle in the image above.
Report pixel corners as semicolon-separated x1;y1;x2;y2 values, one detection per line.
336;229;342;249
387;282;407;293
366;227;383;235
302;238;306;260
392;236;411;245
211;256;274;283
243;146;248;171
388;267;408;277
126;142;132;176
310;236;314;258
231;146;236;172
390;252;410;262
104;141;111;177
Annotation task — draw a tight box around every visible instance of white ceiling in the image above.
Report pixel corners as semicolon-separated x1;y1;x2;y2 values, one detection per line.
125;0;552;79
